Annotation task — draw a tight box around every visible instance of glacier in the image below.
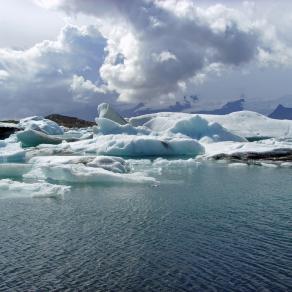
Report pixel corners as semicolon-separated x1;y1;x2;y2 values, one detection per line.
1;103;292;198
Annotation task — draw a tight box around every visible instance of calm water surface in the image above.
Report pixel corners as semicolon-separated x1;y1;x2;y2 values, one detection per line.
0;163;291;291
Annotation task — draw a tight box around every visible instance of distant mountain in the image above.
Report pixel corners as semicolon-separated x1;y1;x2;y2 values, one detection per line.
269;104;292;120
194;99;245;115
122;96;199;117
45;114;96;128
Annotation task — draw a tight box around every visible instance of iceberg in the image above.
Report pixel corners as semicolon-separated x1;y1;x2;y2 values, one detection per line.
166;115;245;142
28;155;130;174
97;103;128;125
40;164;157;184
96;118;150;136
0;179;70;198
0;141;26;163
87;156;130;173
93;135;204;157
16;129;63;147
19;116;64;135
0;163;32;178
1;103;292;190
25;155;154;184
203;138;292;163
130;111;292;139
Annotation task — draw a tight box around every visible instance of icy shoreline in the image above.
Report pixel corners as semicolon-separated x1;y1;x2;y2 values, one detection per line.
1;103;292;196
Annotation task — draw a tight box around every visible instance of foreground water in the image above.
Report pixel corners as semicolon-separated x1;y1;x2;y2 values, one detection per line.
0;162;291;291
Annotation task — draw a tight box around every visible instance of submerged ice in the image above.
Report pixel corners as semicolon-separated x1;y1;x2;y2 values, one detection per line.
1;103;292;197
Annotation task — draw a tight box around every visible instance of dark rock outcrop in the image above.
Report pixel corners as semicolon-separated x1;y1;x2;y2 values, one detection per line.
212;149;292;163
0;123;19;140
45;114;96;128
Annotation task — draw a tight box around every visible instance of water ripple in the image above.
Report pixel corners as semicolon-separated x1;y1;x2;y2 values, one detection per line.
0;165;292;290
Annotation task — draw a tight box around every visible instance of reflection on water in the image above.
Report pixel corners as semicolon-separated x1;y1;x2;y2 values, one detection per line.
0;163;291;291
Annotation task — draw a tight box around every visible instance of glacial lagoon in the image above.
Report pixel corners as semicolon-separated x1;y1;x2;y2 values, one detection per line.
1;161;291;291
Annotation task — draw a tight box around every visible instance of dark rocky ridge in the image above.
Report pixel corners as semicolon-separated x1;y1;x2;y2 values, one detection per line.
45;114;96;128
212;149;292;163
0;126;19;140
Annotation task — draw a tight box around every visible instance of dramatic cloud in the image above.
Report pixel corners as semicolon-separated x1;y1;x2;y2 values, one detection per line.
0;25;112;118
1;0;292;118
36;0;292;105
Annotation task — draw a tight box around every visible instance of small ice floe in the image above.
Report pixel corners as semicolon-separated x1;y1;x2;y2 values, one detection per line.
26;155;157;185
260;162;279;168
228;162;247;167
0;179;70;198
41;164;157;185
153;157;200;168
280;162;292;167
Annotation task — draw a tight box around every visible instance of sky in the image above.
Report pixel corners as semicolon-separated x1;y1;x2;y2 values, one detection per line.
0;0;292;119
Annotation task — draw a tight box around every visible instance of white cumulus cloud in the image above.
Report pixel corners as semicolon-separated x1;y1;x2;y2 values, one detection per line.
0;0;292;118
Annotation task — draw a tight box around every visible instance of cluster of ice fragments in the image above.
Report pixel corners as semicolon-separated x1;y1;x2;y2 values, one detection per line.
1;102;292;197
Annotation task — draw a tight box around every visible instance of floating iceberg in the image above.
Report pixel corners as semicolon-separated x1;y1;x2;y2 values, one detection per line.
87;156;130;173
40;164;157;184
19;116;64;135
203;138;292;163
130;111;292;139
0;141;26;163
0;163;32;178
93;135;204;157
1;105;292;195
0;179;70;198
16;129;63;147
25;155;154;184
97;103;127;125
96;118;150;136
28;155;130;174
166;115;245;142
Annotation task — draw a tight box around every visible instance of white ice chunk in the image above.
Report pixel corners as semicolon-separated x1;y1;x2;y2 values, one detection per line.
130;114;245;142
0;141;26;163
41;164;157;184
16;129;63;147
203;138;292;157
153;157;200;168
130;111;292;139
0;163;32;178
228;163;248;167
97;103;127;125
28;155;95;166
29;155;130;174
0;179;70;198
167;115;245;142
96;118;149;135
19;116;64;135
92;135;204;157
87;156;130;173
260;162;278;168
280;162;292;167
